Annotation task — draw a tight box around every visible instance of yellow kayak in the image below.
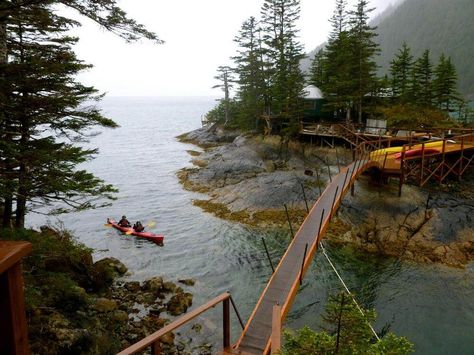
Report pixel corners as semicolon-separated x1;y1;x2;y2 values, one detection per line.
369;141;446;158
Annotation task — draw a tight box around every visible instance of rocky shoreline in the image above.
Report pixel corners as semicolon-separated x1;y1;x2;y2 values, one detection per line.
8;227;208;355
177;126;474;268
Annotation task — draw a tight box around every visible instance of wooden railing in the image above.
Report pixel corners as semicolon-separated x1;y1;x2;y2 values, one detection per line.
118;292;244;355
0;240;32;355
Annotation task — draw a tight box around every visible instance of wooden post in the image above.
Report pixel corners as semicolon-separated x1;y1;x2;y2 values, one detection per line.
420;143;425;186
459;136;464;180
0;241;32;355
271;305;281;354
223;298;231;350
440;140;447;184
399;147;406;197
150;341;161;355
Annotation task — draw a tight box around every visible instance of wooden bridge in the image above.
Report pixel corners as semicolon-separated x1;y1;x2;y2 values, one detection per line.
117;131;474;354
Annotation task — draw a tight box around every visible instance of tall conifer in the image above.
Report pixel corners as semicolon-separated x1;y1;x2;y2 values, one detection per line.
348;0;380;124
433;54;459;112
390;42;413;102
260;0;305;131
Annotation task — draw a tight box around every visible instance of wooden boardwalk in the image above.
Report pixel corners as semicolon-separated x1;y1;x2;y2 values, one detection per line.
235;158;376;354
235;134;474;354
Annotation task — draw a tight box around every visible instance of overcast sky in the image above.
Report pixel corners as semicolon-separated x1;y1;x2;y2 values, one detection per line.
69;0;398;97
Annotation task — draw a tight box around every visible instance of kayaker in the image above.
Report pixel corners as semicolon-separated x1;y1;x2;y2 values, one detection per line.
118;215;131;227
133;221;145;232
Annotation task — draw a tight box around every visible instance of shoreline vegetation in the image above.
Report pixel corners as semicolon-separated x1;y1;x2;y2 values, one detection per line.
3;227;204;354
177;125;474;268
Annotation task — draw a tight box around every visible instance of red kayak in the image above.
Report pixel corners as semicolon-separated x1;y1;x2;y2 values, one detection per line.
394;148;440;159
107;218;164;244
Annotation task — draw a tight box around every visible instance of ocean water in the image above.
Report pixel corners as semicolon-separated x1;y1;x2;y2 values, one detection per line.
27;97;473;354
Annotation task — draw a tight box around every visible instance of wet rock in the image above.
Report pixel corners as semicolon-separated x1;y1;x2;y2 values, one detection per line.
93;298;117;312
178;278;195;286
143;276;163;292
166;293;193;316
160;332;175;346
124;281;141;292
191;323;202;333
162;281;176;293
113;310;129;323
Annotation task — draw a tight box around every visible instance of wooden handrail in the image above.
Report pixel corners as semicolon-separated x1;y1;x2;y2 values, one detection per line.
118;292;232;355
0;241;32;355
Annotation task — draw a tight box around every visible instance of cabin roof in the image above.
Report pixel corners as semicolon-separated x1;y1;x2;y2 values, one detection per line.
303;85;324;99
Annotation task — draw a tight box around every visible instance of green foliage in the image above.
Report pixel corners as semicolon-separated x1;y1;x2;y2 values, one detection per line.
382;104;458;129
433;54;461;112
233;17;267;130
283;326;334;354
390;42;413;102
1;1;160;228
282;292;414;355
205;99;242;127
1;226;92;312
318;0;380;123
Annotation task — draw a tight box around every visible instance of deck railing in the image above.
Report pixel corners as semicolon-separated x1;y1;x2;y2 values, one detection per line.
0;240;32;355
118;292;244;355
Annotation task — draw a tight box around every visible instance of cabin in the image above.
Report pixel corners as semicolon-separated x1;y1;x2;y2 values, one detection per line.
301;85;333;121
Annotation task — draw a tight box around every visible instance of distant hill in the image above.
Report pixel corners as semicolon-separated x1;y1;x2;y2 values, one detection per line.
304;0;474;98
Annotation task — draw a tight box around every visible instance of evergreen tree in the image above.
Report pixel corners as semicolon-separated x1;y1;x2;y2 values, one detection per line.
411;50;433;107
212;65;235;126
433;53;460;112
309;48;325;88
348;0;380;124
260;0;306;132
390;42;413;102
320;0;353;120
233;17;266;130
0;1;160;228
282;292;414;354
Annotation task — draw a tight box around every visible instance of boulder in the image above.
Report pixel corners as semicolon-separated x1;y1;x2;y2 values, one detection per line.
178;278;195;286
166;293;193;316
93;298;117;313
112;310;129;323
143;277;163;292
162;281;176;293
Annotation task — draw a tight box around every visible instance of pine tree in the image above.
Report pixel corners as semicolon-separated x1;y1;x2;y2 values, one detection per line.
260;0;306;132
309;48;325;88
390;42;413;102
0;2;159;228
348;0;380;124
212;66;235;126
320;0;353;120
233;17;266;130
411;50;433;107
433;53;460;112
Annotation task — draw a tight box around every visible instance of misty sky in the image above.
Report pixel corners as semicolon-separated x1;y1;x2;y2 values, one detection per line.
70;0;399;97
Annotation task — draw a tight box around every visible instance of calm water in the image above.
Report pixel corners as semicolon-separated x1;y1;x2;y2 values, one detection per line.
27;97;473;354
